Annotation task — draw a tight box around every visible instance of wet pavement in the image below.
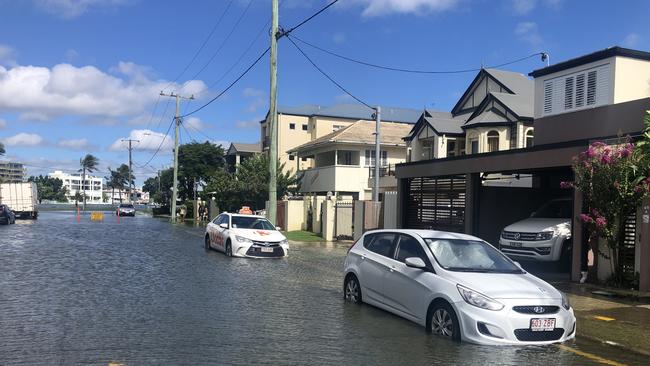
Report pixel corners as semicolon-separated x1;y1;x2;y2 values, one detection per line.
0;212;647;365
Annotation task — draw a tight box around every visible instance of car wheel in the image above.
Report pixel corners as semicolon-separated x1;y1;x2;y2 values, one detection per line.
225;241;232;257
343;274;362;304
428;301;461;341
204;235;211;250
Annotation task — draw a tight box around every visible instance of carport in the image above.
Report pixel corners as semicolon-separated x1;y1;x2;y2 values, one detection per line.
396;142;584;281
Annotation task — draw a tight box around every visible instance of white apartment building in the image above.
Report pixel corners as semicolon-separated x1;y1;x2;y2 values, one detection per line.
49;170;104;204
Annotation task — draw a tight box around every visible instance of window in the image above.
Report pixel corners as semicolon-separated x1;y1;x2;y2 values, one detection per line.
365;233;397;258
542;65;608;116
365;150;387;166
470;139;479;154
525;129;534;147
338;151;353;165
487;131;499;152
301;157;307;161
302;124;308;131
289;123;295;130
587;70;597;105
575;73;585;107
289;154;295;161
446;140;456;157
396;235;430;266
420;139;434;160
543;81;553;114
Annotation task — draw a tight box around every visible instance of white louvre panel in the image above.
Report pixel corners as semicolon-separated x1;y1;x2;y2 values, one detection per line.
541;63;611;116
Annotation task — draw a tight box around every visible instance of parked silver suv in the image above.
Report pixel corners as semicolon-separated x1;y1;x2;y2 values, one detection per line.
499;199;572;262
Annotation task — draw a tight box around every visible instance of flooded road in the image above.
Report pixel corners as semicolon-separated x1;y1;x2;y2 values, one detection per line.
0;212;644;365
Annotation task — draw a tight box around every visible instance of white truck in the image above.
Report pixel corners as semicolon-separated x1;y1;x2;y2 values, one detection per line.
499;198;572;262
0;182;39;219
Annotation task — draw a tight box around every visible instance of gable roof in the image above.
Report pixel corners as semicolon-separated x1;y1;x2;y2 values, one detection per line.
490;92;533;119
288;120;412;154
227;142;261;155
529;46;650;78
462;109;511;129
275;103;421;124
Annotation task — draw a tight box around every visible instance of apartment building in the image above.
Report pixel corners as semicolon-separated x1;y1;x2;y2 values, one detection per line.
49;170;104;204
0;161;26;183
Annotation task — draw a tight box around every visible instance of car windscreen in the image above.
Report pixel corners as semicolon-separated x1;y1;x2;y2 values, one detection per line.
231;216;276;230
531;200;571;218
119;204;134;208
425;239;522;273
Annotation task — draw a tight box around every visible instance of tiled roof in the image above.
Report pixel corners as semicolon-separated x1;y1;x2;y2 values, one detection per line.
227;142;261;154
288;120;412;153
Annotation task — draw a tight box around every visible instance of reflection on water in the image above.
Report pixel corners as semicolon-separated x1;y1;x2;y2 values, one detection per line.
0;212;640;365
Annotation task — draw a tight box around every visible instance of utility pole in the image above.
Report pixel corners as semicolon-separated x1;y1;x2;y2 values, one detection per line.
160;91;194;223
121;138;139;203
373;106;381;202
268;0;279;225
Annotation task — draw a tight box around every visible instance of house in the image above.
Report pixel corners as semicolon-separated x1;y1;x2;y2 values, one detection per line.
260;103;421;173
0;161;26;183
49;170;104;204
225;142;261;173
288;120;413;200
394;46;650;289
405;68;534;161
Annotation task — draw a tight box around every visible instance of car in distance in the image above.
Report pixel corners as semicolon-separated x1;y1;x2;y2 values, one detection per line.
0;204;16;225
205;212;289;258
499;198;572;262
116;203;136;217
343;229;576;345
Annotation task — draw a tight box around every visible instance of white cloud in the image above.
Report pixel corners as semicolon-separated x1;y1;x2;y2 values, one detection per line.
65;49;79;62
32;0;134;19
0;62;206;120
2;133;45;147
509;0;536;15
184;116;205;131
242;87;266;113
515;21;543;47
623;33;641;48
242;87;264;98
57;138;93;150
0;119;6;129
346;0;458;17
236;117;263;129
109;129;173;152
0;44;16;66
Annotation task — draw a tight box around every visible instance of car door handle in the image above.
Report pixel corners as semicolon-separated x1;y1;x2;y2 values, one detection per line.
361;255;366;260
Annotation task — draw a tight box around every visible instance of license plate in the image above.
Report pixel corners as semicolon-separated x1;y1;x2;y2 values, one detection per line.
530;318;556;331
510;241;523;247
261;247;274;253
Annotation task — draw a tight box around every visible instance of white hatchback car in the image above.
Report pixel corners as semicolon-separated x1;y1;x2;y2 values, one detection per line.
343;229;576;345
204;213;289;258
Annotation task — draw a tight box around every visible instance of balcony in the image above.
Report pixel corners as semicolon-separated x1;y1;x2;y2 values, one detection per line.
298;165;370;194
367;164;398;191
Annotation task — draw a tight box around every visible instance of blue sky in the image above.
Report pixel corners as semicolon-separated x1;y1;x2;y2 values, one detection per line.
0;0;648;184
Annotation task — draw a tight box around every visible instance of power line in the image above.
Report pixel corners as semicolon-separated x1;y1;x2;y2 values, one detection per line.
286;34;373;109
180;121;196;143
143;94;161;132
162;0;235;92
291;34;545;74
280;0;340;38
187;0;254;83
137;117;175;169
181;46;270;118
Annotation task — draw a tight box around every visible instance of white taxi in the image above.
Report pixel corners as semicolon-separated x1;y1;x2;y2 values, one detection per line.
204;212;289;258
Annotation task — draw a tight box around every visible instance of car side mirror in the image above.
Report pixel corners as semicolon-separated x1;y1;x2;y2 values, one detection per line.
276;226;282;231
514;261;522;269
405;257;426;269
219;223;229;229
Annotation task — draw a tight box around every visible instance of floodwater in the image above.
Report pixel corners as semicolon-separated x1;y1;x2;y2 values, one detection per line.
0;212;644;365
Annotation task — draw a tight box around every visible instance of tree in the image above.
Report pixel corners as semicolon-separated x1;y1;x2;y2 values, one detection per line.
79;154;99;210
143;168;173;205
117;164;133;201
178;142;225;200
0;142;5;156
28;175;68;203
565;113;650;285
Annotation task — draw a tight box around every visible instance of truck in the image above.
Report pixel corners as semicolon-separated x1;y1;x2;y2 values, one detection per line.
0;182;39;219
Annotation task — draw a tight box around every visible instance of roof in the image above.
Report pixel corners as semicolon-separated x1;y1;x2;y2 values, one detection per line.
423;113;465;135
288;120;412;154
462;109;510;128
227;142;261;155
529;46;650;78
276;103;421;124
489;92;533;119
451;68;533;115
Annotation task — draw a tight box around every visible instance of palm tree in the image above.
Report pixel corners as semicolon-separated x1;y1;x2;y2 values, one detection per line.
79;154;99;210
105;168;120;204
0;142;5;156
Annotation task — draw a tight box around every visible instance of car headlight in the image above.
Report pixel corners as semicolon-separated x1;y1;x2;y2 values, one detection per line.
457;285;504;311
279;239;288;245
235;235;253;244
536;231;554;241
561;291;571;310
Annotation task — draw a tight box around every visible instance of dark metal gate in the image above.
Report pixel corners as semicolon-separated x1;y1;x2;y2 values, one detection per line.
619;214;637;284
404;175;466;233
334;200;354;240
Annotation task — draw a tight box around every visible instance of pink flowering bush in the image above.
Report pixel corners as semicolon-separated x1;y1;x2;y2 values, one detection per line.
564;112;650;284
